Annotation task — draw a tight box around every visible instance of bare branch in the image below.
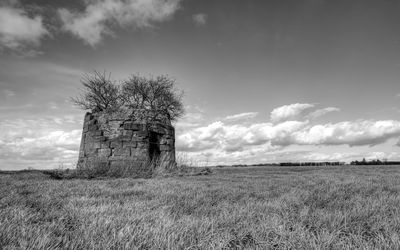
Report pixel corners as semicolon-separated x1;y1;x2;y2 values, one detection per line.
72;71;185;124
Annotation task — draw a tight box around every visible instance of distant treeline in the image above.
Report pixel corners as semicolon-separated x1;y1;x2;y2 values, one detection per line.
215;162;345;167
279;162;345;166
213;160;400;168
350;159;400;165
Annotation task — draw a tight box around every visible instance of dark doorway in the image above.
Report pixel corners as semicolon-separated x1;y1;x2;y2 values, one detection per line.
149;132;161;161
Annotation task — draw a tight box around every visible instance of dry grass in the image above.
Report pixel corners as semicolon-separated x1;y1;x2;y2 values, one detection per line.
1;165;400;249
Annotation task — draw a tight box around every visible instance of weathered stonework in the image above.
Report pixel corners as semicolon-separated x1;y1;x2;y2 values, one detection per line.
77;112;176;173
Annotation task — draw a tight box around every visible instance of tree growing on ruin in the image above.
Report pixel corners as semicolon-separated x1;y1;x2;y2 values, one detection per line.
71;71;121;113
121;74;184;123
72;71;184;124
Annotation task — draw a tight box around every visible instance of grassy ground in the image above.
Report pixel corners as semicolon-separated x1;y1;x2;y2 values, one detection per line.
1;165;400;249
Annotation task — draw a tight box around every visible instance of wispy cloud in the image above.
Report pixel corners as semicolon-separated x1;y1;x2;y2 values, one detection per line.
3;89;15;97
225;112;258;121
59;0;182;47
270;103;315;123
192;13;207;26
0;3;48;55
307;107;340;119
270;103;340;122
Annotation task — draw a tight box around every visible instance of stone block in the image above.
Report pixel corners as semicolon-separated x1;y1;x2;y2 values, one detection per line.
87;141;101;149
123;141;137;148
110;140;122;149
84;147;97;156
86;135;105;143
160;145;170;151
131;148;148;157
137;131;148;137
113;148;130;156
109;155;128;161
120;135;133;142
83;124;89;132
109;160;124;168
88;124;99;131
123;130;133;137
98;148;111;157
101;141;110;148
123;123;140;131
95;136;106;142
89;130;103;136
137;142;148;149
131;135;148;142
138;124;147;131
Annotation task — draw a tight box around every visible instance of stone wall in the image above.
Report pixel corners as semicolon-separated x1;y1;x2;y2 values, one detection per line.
77;112;176;173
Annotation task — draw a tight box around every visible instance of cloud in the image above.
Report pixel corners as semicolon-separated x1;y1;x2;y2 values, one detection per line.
0;4;48;54
270;103;315;123
0;130;81;159
3;89;15;97
176;120;308;152
0;117;82;169
192;13;207;26
176;119;400;157
225;112;258;121
270;103;340;122
59;0;182;46
292;120;400;146
307;107;340;119
175;106;207;131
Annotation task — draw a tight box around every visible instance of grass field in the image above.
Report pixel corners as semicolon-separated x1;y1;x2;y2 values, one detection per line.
1;165;400;249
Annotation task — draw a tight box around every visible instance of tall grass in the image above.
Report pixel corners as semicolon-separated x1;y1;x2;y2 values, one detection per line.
1;165;400;249
49;154;180;179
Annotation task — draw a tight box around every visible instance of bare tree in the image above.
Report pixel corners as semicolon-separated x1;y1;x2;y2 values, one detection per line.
121;75;184;123
72;72;184;124
71;71;121;113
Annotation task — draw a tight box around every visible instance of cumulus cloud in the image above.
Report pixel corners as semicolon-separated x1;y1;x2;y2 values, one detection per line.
176;120;308;152
176;118;400;158
192;13;207;26
225;112;258;121
59;0;182;46
0;116;82;169
0;130;81;159
292;120;400;146
0;4;48;54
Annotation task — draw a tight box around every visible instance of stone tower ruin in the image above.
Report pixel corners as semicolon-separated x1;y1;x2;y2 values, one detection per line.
77;112;176;175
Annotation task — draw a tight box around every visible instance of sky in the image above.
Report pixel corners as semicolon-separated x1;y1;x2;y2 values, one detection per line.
1;0;400;170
